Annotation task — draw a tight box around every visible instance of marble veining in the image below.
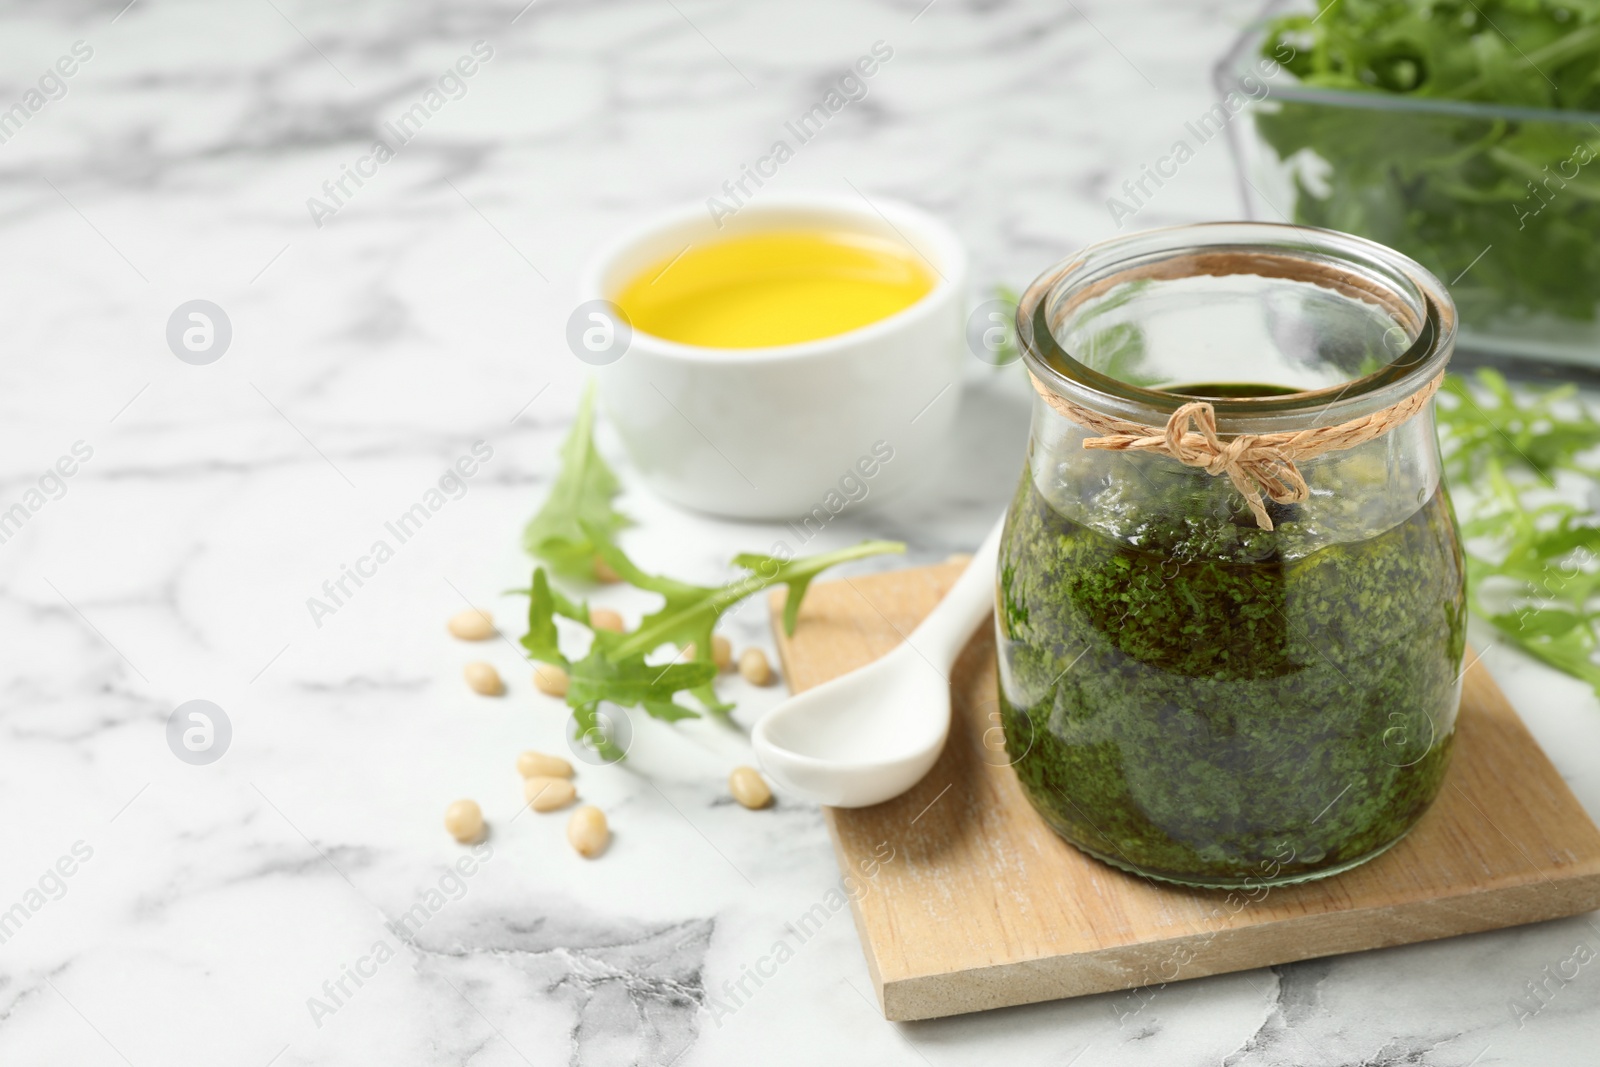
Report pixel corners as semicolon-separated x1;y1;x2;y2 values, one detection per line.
1;0;1599;1064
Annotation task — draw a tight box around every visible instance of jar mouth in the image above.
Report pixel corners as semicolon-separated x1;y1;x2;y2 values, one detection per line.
1017;222;1457;431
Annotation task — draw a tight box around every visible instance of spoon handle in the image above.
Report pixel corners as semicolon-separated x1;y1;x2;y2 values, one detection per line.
905;514;1005;670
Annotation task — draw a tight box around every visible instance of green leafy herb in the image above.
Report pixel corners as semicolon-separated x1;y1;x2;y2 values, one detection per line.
990;284;1022;367
1256;1;1600;325
521;534;902;754
522;383;630;580
518;391;905;757
1438;368;1600;693
1265;1;1600;105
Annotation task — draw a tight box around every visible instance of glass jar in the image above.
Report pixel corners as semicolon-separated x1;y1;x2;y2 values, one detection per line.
999;222;1466;889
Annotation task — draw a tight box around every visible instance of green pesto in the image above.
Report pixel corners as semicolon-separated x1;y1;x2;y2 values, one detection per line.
997;470;1467;887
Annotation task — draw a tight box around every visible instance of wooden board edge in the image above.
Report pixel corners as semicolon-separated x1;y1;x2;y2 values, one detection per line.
1460;664;1600;847
879;870;1600;1022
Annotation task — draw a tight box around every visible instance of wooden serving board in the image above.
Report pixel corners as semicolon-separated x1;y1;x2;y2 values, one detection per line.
768;562;1600;1022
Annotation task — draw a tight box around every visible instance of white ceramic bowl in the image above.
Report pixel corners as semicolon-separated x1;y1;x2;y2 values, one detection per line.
579;192;968;520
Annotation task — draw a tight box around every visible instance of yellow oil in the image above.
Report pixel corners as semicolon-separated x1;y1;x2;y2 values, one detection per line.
615;230;936;348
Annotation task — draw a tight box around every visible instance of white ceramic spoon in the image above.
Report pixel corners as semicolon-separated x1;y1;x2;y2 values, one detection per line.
752;515;1005;808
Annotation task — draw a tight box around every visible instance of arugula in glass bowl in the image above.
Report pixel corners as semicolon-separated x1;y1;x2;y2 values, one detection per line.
1222;0;1600;361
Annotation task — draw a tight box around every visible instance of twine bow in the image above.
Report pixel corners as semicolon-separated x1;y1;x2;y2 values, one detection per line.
1027;371;1445;531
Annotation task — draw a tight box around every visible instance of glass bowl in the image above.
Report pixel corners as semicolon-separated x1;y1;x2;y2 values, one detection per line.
1216;0;1600;370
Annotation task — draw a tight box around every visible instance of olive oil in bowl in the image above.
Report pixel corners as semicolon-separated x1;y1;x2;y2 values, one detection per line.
614;230;935;349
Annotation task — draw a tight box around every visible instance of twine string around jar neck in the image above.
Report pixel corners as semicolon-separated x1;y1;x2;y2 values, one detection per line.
1026;370;1446;531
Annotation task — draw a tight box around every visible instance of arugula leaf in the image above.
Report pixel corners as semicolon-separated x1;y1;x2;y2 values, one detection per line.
522;568;716;724
1438;368;1600;695
592;522;904;713
990;284;1022;368
565;649;717;722
523;383;630;580
521;530;902;748
523;570;567;666
1439;369;1600;482
1264;2;1600;106
518;379;905;753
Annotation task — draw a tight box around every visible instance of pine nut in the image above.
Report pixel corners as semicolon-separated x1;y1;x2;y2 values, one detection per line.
590;608;625;633
447;608;495;641
517;750;573;779
945;552;974;566
729;766;772;809
524;775;577;812
738;648;773;686
533;663;569;697
464;661;504;696
444;799;484;843
685;636;732;670
593;557;622;584
567;805;609;858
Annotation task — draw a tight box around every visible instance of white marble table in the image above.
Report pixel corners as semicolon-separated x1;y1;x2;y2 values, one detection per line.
3;0;1598;1063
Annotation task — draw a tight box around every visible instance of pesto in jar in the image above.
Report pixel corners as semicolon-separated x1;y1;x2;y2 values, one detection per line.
997;468;1467;887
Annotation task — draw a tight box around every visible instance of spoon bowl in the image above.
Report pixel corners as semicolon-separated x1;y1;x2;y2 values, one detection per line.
752;643;955;807
752;516;1004;808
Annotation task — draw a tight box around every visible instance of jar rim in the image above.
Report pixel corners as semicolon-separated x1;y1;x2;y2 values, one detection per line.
1016;222;1457;432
